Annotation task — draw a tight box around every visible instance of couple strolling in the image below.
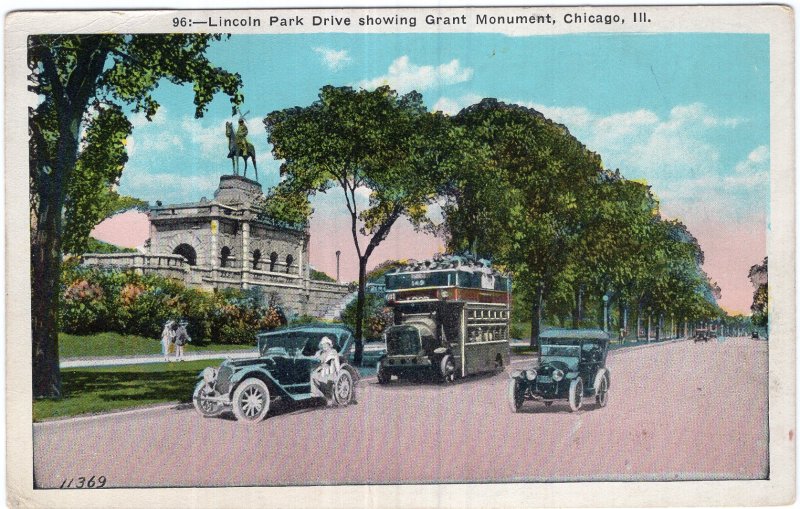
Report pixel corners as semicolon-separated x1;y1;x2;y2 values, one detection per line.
161;319;191;361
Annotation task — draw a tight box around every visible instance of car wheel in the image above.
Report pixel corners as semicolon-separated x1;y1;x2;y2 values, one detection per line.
594;371;609;408
192;381;224;418
376;362;391;384
232;378;270;424
508;378;525;412
440;355;456;383
333;370;354;406
568;377;584;412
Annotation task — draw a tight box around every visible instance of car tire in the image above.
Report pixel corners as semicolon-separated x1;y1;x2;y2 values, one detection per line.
376;362;391;384
192;380;224;418
593;369;609;408
568;377;584;412
333;370;355;406
232;378;271;424
440;355;456;384
508;378;525;412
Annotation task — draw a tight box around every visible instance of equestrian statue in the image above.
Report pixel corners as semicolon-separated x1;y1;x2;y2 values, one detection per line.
226;111;258;181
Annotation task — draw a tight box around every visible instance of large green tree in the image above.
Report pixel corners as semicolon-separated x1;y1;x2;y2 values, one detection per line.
749;257;768;327
264;86;465;364
29;34;243;397
448;100;603;346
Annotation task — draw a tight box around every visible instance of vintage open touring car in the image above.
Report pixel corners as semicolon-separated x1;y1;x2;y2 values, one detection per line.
193;324;360;423
508;329;611;412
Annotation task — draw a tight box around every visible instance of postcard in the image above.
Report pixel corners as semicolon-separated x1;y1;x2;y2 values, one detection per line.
6;5;795;508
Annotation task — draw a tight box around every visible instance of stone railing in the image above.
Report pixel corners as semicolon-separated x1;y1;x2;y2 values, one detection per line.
81;253;189;279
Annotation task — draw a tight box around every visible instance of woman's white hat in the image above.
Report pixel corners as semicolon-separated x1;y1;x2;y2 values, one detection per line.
319;336;333;348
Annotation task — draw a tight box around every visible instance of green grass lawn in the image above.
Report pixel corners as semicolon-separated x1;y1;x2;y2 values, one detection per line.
59;332;255;358
33;359;219;421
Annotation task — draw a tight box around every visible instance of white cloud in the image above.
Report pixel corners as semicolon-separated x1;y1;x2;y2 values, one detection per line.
431;94;483;115
734;145;769;174
313;46;351;71
358;56;473;94
119;170;222;203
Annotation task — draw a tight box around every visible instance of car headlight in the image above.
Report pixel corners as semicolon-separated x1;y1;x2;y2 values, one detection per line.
202;367;218;384
552;369;564;382
525;369;537;381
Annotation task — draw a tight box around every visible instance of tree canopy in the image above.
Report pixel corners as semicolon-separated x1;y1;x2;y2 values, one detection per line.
264;85;467;363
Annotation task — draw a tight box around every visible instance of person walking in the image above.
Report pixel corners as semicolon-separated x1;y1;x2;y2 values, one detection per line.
161;319;176;361
173;320;192;361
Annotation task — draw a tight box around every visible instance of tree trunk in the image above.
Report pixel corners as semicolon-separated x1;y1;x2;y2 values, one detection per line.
352;257;368;366
572;286;580;327
636;302;642;340
529;285;543;349
31;200;64;398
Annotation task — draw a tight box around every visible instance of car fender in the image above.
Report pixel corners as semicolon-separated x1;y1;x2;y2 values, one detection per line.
341;363;361;383
229;366;288;398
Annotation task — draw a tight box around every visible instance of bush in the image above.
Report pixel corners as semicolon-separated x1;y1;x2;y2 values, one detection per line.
340;294;391;340
58;266;286;343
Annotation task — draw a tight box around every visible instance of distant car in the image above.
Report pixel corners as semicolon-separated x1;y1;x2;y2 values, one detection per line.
751;331;760;340
709;330;718;339
193;324;360;424
694;329;710;342
509;329;611;412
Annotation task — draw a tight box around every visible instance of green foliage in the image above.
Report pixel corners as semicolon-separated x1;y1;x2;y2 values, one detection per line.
339;294;392;340
310;268;336;282
58;267;286;343
84;237;137;254
749;258;768;327
366;259;406;281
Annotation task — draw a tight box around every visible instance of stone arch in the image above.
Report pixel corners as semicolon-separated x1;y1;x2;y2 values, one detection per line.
269;251;278;272
172;243;197;266
285;254;294;274
220;246;232;268
252;249;262;270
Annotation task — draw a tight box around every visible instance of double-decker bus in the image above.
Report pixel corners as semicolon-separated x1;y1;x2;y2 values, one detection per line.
376;255;511;384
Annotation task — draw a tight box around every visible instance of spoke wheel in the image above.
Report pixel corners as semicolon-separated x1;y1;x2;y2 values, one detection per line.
508;378;525;412
232;379;270;424
595;375;609;408
568;377;584;412
440;355;456;384
333;370;354;406
193;381;223;417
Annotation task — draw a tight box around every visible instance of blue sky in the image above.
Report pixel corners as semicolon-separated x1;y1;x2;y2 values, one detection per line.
117;32;770;312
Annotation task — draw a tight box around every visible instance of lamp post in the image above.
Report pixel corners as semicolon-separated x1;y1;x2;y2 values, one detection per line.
602;294;609;332
335;250;341;283
646;306;652;342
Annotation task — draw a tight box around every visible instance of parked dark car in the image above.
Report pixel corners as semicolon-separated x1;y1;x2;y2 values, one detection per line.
509;329;610;412
751;331;760;340
694;328;710;342
193;324;360;424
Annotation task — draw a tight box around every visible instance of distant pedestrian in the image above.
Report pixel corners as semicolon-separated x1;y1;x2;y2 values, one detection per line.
161;319;176;361
173;321;191;361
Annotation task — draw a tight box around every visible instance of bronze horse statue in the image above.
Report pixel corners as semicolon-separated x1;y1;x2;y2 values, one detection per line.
225;121;258;180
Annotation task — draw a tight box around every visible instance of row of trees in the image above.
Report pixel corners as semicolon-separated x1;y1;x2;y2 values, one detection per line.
264;89;726;357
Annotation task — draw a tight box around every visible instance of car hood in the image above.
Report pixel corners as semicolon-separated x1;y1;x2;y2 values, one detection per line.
537;360;571;375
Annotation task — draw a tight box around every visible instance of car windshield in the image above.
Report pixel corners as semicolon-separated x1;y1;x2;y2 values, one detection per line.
260;331;341;357
386;326;421;355
540;340;581;370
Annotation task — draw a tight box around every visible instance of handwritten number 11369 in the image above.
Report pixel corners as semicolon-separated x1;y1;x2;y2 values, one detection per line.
59;476;106;489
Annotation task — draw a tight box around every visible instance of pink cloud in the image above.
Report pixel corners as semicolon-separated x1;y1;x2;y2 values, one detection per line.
90;210;149;248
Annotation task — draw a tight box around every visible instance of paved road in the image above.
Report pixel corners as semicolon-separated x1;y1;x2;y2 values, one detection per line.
33;337;767;487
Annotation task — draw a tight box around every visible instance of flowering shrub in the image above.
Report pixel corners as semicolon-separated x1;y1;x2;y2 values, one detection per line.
59;266;286;343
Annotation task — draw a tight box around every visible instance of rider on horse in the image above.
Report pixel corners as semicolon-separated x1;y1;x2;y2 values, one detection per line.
236;118;250;157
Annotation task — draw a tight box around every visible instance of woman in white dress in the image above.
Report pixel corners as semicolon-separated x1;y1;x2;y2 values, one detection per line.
161;320;175;361
310;336;340;401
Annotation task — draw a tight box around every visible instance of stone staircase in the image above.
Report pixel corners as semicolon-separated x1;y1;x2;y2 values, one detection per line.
321;290;358;321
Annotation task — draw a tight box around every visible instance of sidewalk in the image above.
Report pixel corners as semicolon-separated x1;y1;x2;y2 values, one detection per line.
61;350;259;368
